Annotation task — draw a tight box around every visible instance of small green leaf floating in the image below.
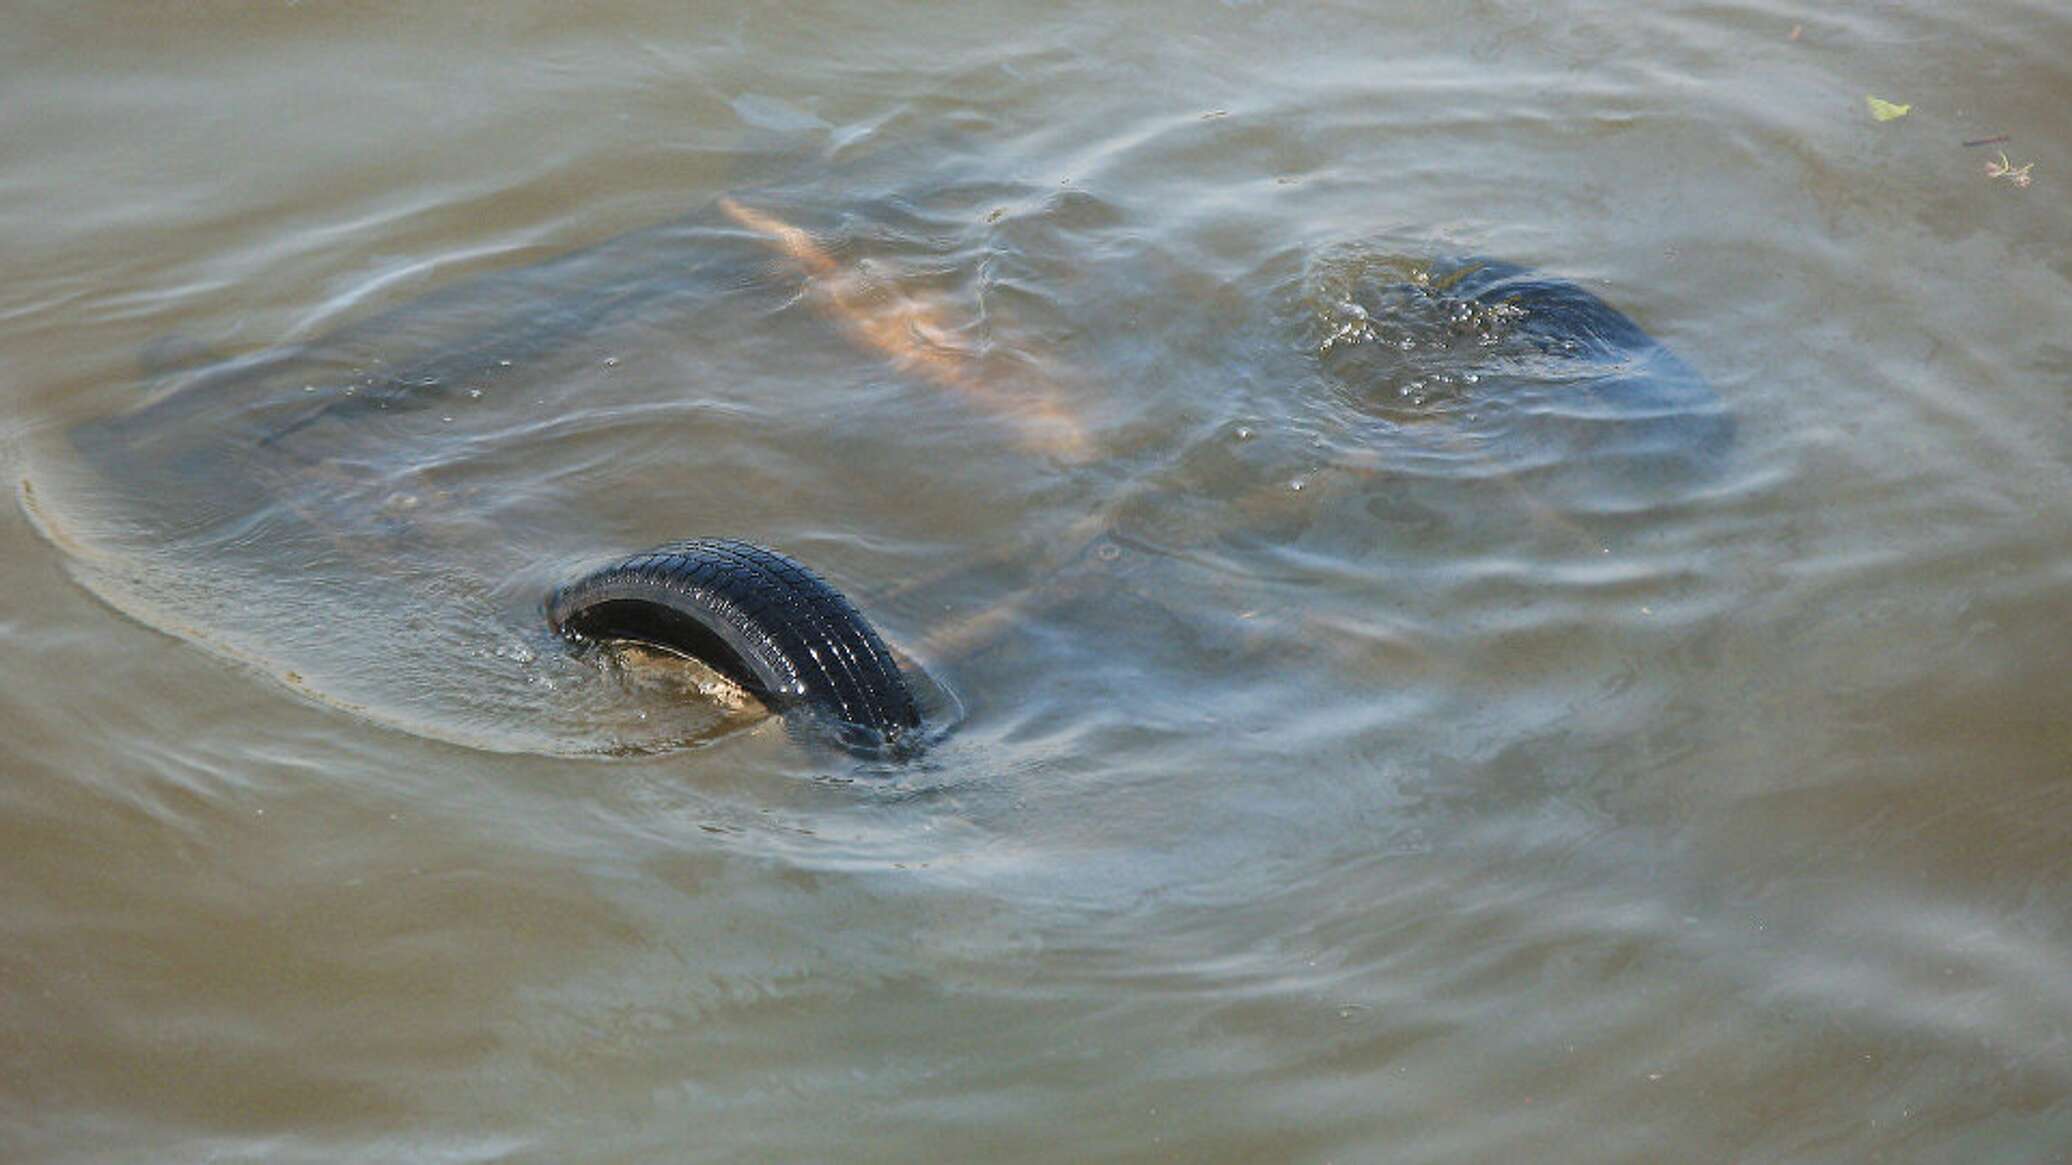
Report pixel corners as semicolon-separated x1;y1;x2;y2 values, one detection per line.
1866;96;1911;122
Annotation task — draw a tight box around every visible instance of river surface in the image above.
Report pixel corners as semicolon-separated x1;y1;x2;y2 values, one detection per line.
4;3;2068;1162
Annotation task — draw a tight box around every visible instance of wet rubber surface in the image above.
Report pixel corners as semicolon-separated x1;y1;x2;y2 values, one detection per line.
550;539;921;752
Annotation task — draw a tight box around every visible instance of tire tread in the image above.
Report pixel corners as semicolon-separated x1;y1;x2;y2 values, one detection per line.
548;538;919;748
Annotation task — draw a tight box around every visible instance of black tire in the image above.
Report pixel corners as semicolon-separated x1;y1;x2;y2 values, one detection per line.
548;538;921;752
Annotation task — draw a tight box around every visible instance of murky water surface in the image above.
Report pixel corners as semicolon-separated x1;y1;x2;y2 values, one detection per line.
4;3;2068;1161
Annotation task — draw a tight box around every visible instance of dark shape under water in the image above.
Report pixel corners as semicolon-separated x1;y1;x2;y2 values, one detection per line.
1303;253;1733;501
29;181;1731;757
40;208;798;755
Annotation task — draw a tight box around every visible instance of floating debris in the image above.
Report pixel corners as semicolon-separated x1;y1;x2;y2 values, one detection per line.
1984;151;2034;189
1866;96;1911;122
1963;134;2012;148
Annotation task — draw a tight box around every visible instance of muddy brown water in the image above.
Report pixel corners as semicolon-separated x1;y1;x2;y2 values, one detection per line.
4;4;2069;1163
